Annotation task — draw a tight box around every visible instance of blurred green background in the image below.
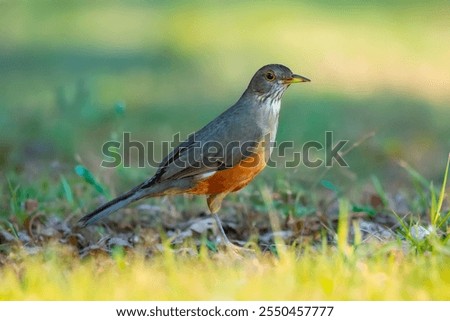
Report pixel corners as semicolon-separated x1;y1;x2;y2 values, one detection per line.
1;0;449;194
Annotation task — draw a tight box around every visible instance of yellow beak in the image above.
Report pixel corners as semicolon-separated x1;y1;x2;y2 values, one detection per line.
283;74;311;84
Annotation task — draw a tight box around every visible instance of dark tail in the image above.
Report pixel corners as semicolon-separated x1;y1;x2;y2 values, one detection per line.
78;185;147;227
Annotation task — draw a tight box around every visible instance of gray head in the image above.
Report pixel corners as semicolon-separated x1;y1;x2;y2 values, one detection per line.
245;64;310;102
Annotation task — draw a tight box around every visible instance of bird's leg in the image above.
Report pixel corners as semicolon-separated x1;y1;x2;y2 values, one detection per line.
212;212;234;247
208;194;254;255
207;194;230;245
212;212;254;257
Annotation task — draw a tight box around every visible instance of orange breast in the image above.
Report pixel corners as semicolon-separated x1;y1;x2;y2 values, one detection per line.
187;149;267;195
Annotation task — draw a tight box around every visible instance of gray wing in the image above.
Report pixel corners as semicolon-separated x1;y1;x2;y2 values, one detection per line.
150;103;263;184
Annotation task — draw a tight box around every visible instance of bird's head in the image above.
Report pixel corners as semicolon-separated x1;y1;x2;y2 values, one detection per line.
246;64;310;102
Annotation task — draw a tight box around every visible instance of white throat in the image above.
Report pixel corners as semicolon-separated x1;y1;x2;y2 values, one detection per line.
257;96;281;154
267;98;281;116
257;95;281;117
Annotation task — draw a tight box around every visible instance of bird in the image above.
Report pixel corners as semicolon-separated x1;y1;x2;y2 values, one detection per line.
79;64;310;250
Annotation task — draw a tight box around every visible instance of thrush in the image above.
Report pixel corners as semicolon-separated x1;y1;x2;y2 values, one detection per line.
79;64;310;249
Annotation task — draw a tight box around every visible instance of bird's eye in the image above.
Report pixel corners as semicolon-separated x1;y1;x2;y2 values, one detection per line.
265;71;275;81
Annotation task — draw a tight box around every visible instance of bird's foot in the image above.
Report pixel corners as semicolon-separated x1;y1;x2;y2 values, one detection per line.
212;213;255;257
216;239;256;258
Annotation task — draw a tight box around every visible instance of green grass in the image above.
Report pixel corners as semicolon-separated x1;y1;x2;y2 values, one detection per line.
1;219;449;300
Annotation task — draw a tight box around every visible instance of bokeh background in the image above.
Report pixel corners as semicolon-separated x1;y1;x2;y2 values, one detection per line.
1;0;449;197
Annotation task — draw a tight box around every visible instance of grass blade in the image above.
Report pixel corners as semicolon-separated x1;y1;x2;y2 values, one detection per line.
60;175;74;205
398;159;432;191
434;153;450;226
337;198;352;256
75;165;108;196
